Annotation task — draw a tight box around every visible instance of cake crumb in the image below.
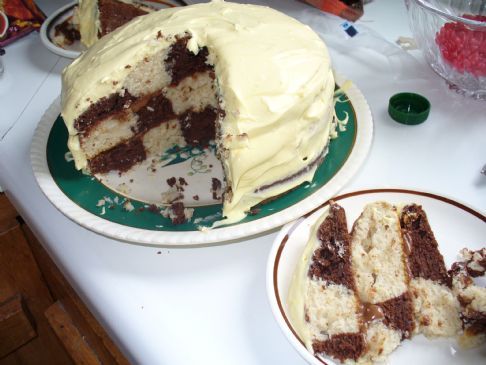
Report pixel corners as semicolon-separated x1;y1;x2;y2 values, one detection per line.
161;187;183;204
123;200;135;212
64;152;74;162
167;176;188;192
167;177;176;187
161;202;193;225
211;178;222;200
249;208;261;216
148;204;160;213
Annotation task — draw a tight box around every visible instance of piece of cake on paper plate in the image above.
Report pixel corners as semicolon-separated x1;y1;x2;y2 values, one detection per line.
288;201;485;363
288;202;415;364
61;0;336;226
77;0;155;47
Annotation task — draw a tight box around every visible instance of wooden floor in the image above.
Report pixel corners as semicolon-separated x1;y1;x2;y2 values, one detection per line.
0;194;130;365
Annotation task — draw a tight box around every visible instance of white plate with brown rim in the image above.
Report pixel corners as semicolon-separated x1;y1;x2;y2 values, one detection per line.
266;188;486;365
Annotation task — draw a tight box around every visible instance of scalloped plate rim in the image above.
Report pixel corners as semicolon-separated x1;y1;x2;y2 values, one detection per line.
30;74;373;245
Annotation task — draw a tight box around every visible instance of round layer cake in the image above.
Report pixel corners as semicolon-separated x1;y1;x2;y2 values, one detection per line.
61;0;335;226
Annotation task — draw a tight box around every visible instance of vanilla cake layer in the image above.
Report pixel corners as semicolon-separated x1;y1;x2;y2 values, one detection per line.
62;0;335;225
142;120;185;157
288;204;365;363
350;202;414;362
409;278;461;337
351;202;410;304
364;321;401;363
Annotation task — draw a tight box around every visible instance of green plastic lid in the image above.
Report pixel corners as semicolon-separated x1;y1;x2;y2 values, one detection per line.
388;92;431;125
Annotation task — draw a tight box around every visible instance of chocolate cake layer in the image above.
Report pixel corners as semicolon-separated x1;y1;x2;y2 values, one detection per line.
135;93;175;132
74;90;135;135
211;178;222;200
82;97;218;173
255;153;324;193
377;292;415;339
89;138;146;174
180;106;218;146
308;204;355;289
55;19;81;44
98;0;149;37
400;204;450;286
166;37;213;86
169;202;186;225
312;333;365;362
461;309;486;335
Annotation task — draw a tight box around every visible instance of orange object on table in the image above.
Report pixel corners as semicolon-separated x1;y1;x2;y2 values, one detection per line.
0;0;45;47
302;0;364;21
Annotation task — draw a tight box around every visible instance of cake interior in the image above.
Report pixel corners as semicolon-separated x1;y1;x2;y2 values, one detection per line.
400;204;462;338
291;201;485;364
307;204;365;362
74;35;220;175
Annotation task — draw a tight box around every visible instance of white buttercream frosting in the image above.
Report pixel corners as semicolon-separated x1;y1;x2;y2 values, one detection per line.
62;0;334;225
78;0;100;47
288;206;330;350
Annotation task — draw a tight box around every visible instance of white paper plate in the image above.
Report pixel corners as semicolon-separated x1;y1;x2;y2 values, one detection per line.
267;189;486;365
30;76;373;245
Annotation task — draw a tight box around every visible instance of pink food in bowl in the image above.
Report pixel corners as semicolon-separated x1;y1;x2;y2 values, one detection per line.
435;15;486;77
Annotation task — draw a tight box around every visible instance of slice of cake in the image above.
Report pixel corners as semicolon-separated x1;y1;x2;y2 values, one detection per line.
61;1;336;226
77;0;155;47
450;248;486;348
350;201;414;362
399;204;462;338
288;203;365;363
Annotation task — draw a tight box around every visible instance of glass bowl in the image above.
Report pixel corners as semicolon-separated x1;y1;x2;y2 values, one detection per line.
406;0;486;100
